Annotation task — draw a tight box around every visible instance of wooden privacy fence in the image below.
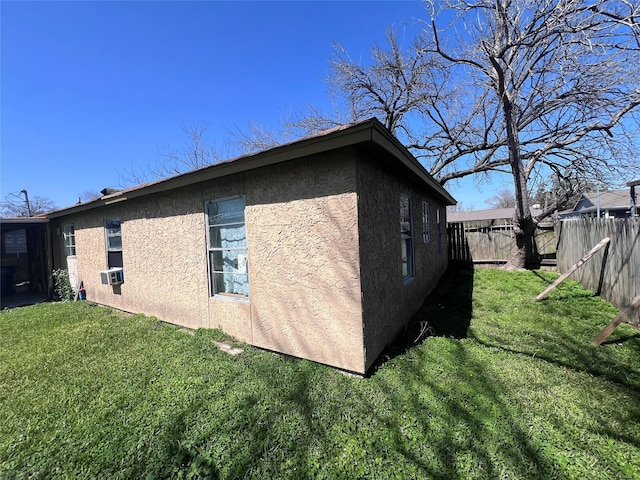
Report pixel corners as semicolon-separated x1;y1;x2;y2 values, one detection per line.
447;217;639;323
556;218;640;324
448;220;556;265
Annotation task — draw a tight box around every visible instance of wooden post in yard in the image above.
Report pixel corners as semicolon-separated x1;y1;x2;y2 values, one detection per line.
535;237;610;301
592;294;640;346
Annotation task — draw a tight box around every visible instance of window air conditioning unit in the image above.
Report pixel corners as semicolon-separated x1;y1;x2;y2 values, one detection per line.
100;268;124;286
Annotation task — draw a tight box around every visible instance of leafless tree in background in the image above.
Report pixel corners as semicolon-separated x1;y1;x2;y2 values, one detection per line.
118;124;225;186
487;189;516;209
1;191;57;217
292;0;640;268
426;0;640;268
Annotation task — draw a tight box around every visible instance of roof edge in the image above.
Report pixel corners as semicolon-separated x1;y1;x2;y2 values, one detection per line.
47;118;455;217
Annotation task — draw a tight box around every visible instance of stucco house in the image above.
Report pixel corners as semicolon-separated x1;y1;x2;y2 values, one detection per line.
48;118;455;373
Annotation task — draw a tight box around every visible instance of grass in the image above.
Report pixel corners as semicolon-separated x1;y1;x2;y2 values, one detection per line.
1;266;639;479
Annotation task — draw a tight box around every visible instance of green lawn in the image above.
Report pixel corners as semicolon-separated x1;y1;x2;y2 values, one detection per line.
1;267;639;479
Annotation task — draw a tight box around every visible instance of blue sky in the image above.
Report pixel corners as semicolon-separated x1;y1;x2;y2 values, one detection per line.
2;1;502;211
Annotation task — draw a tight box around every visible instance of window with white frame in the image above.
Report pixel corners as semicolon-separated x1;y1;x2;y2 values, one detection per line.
105;218;123;268
63;225;76;257
207;196;249;298
422;201;431;243
400;194;414;280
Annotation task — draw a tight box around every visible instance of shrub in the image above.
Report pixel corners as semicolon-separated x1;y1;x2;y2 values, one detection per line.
52;268;74;302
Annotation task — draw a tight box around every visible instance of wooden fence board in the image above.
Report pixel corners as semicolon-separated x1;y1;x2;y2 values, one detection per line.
447;220;555;265
447;217;639;323
556;218;639;323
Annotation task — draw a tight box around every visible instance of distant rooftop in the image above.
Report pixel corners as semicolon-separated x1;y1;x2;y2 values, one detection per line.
576;189;631;212
448;207;542;223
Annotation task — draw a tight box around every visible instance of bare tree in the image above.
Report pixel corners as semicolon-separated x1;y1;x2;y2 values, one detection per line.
447;201;476;212
1;191;57;217
74;190;102;203
119;124;226;186
487;189;516;209
289;29;450;146
425;0;640;268
292;0;640;268
227;119;296;155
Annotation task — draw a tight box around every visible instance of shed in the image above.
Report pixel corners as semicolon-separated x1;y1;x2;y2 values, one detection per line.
48;118;455;373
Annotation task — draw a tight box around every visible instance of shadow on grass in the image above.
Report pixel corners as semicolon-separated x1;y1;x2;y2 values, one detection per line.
374;344;564;478
371;263;475;373
473;329;640;393
416;262;475;339
601;333;640;345
133;266;640;477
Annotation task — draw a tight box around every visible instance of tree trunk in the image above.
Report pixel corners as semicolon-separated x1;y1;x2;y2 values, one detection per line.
495;59;536;270
503;135;538;269
486;7;537;270
506;209;536;270
505;133;536;269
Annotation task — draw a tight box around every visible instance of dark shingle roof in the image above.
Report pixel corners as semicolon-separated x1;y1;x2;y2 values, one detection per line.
576;189;631;212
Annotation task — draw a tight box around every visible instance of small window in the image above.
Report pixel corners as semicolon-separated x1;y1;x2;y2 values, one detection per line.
400;194;414;280
105;218;123;268
207;196;249;298
422;201;431;243
63;225;76;257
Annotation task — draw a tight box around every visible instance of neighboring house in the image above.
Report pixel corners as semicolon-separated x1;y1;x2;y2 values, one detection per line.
567;189;637;218
47;118;456;374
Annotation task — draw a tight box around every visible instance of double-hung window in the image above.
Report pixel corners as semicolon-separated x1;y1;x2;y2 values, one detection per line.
400;194;414;280
207;196;249;298
421;201;431;243
63;225;76;256
105;218;123;268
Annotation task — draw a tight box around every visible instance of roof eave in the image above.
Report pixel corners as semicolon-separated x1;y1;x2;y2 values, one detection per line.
47;118;456;218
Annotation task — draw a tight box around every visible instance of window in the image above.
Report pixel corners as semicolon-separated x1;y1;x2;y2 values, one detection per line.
422;201;431;243
63;225;76;257
207;196;249;298
3;229;27;254
400;194;414;280
105;218;123;268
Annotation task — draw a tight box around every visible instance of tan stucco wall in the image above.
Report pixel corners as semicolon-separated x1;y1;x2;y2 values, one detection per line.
52;150;366;372
54;187;210;330
356;153;449;371
50;145;448;374
245;151;365;372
